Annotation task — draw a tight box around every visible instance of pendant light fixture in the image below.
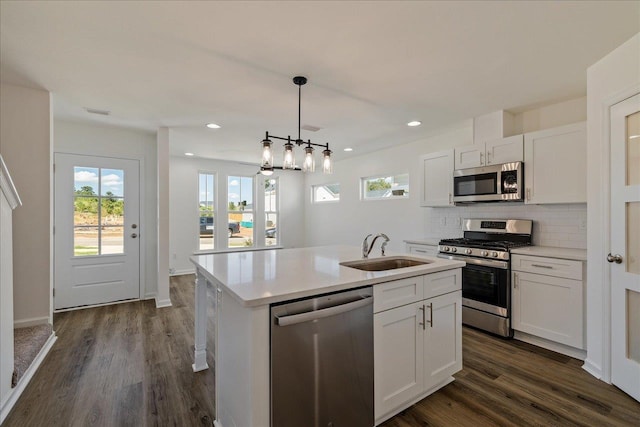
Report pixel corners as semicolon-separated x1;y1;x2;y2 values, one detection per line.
260;76;332;175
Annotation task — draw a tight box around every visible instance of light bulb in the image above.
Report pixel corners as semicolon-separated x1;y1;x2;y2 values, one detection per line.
283;143;295;169
322;149;332;174
302;146;315;173
261;139;273;168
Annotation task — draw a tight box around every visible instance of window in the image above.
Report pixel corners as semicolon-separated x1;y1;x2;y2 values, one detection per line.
73;167;125;256
198;173;215;250
228;176;254;248
265;178;278;246
312;183;340;203
361;173;409;200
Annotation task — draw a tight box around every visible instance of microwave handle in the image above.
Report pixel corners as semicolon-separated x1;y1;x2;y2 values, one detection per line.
486;151;491;164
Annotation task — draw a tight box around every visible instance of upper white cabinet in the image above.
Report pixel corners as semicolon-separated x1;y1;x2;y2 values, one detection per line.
524;122;586;204
420;149;454;207
454;135;524;170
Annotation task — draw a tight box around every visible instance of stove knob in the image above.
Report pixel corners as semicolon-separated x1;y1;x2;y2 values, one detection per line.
481;251;488;257
443;246;450;252
465;249;472;255
451;247;457;253
491;252;498;258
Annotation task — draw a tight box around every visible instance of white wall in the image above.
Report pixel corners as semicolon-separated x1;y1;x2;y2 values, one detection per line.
304;125;473;253
54;120;159;299
305;98;588;251
169;156;305;274
585;33;640;381
0;83;51;326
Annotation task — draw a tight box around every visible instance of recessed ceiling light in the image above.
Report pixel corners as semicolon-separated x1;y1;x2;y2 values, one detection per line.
185;152;195;156
407;121;421;127
206;123;221;129
344;147;353;152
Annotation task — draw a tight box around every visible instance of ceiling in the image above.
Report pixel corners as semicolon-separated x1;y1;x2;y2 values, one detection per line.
1;1;638;164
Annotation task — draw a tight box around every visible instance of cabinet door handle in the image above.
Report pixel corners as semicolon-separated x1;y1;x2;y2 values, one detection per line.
513;273;519;289
427;303;433;328
448;193;452;205
486;151;492;164
526;188;531;201
414;249;427;254
531;264;553;269
418;305;426;330
480;152;484;165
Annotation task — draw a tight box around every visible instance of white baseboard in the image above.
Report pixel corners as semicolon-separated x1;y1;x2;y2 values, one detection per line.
155;298;172;308
170;269;195;277
13;316;50;328
0;332;57;424
514;331;586;360
213;421;223;427
582;358;603;380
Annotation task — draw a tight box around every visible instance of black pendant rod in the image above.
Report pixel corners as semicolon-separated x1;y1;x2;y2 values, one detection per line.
263;76;329;151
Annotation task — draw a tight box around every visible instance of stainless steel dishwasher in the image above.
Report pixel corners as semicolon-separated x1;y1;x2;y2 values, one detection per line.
271;286;373;427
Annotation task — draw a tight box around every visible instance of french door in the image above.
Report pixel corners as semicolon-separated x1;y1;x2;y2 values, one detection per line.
54;153;140;309
610;93;640;401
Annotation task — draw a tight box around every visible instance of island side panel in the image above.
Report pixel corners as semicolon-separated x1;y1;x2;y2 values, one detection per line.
217;286;270;427
193;271;210;372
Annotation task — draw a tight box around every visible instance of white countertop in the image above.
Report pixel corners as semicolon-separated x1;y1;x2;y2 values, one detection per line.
404;238;441;246
510;246;587;261
191;245;464;307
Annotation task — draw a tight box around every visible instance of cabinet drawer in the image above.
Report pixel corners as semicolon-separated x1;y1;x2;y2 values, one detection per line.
407;244;437;257
374;276;424;313
423;269;461;300
511;255;582;280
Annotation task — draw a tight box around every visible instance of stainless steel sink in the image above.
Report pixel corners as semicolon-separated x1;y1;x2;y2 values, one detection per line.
340;256;431;271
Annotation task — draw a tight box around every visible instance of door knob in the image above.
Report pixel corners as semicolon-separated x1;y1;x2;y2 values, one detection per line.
607;253;623;264
132;224;138;229
131;233;138;239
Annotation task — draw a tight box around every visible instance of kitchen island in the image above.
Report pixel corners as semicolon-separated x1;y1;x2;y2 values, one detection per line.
191;245;464;427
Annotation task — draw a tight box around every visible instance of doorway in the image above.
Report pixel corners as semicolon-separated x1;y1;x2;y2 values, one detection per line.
54;153;140;309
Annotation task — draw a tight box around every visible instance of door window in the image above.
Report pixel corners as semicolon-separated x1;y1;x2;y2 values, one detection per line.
73;167;125;256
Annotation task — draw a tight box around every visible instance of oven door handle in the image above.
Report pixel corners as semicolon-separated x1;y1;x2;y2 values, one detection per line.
437;253;508;269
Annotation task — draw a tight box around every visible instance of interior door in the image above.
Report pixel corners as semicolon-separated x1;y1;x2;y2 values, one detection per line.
54;153;140;310
610;93;640;401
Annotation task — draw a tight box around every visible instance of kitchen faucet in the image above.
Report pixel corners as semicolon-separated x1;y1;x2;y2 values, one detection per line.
362;233;390;258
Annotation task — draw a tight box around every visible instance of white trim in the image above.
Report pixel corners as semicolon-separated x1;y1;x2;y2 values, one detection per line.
582;358;603;380
193;246;283;256
0;333;57;424
13;316;50;329
53;298;138;313
0;154;22;209
170;268;195;276
514;331;587;360
155;298;172;308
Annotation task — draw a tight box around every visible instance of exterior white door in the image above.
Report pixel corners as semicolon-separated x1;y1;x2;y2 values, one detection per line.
610;93;640;401
54;153;140;309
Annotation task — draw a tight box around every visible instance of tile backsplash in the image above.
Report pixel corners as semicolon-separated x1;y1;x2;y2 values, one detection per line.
423;203;587;249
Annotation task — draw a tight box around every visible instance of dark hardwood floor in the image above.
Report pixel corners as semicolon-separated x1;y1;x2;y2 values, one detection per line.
4;275;639;426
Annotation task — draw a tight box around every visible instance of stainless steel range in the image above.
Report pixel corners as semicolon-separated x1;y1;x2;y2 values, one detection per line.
437;219;532;337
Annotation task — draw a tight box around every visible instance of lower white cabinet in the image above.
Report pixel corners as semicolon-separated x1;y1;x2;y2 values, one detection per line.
374;270;462;424
511;254;585;349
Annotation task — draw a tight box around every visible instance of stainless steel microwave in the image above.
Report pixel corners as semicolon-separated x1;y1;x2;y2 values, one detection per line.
453;162;523;203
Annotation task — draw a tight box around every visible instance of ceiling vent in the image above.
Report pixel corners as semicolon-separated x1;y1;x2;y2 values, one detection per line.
85;108;111;116
301;124;322;132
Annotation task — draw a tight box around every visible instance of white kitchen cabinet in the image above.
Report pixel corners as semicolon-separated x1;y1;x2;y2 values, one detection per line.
511;254;584;350
454;135;523;170
406;242;438;257
374;301;424;419
423;291;462;388
374;269;462;424
420;150;454;207
524;122;586;204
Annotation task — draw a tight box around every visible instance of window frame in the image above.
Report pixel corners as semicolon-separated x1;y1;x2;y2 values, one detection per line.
311;182;341;203
360;173;410;201
264;177;279;246
227;174;255;249
197;171;217;251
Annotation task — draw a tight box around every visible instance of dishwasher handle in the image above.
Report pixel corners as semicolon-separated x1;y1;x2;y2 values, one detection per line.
274;295;372;327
